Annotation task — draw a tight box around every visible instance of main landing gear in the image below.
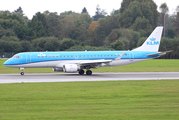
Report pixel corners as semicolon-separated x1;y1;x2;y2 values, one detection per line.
20;68;24;75
78;69;84;75
78;69;92;75
86;70;92;75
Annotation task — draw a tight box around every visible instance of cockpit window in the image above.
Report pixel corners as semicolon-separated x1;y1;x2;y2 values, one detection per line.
12;56;19;58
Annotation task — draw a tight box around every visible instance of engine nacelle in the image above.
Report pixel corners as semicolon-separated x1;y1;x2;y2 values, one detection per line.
53;67;63;72
63;64;78;73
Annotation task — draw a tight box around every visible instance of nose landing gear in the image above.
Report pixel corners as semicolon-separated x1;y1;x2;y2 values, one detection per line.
20;68;24;75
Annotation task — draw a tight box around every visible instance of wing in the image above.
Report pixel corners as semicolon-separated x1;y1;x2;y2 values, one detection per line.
80;59;112;66
79;52;124;68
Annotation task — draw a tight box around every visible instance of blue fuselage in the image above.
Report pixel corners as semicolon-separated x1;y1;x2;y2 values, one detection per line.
3;51;159;67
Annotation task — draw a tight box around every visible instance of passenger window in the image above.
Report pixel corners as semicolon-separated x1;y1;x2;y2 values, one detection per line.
101;55;103;57
111;55;113;57
38;56;40;58
98;55;100;57
105;55;106;57
107;55;109;57
91;55;93;57
49;56;51;58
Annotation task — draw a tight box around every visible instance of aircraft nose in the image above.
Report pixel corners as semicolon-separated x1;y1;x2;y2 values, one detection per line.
3;60;8;66
3;59;11;66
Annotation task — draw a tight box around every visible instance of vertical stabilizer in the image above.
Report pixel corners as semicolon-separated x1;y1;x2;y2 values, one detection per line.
133;26;163;52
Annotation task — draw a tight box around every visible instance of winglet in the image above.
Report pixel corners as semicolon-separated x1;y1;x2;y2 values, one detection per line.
133;26;163;52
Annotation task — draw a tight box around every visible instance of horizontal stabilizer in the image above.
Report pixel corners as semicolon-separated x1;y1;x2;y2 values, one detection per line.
146;50;173;57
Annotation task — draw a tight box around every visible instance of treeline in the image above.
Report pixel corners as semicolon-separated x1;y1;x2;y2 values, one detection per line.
0;0;179;59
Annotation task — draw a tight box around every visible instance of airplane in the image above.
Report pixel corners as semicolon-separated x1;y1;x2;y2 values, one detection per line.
3;26;172;75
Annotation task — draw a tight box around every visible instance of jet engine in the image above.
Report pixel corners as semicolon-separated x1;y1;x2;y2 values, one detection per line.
63;64;79;73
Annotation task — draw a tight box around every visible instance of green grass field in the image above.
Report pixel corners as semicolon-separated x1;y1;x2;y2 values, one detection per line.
1;59;179;119
0;80;179;119
1;59;179;73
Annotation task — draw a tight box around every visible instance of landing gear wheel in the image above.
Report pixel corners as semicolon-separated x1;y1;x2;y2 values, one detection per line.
79;69;84;75
20;68;24;75
86;70;92;75
21;72;24;75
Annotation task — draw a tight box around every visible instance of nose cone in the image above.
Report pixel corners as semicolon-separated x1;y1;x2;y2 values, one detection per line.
3;59;12;67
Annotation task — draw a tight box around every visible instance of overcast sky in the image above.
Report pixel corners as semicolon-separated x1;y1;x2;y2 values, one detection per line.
1;0;179;19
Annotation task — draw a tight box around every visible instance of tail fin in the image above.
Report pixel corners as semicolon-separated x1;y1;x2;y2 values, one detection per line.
133;26;163;52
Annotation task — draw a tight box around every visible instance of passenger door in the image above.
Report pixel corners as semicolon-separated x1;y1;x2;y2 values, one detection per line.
26;53;31;63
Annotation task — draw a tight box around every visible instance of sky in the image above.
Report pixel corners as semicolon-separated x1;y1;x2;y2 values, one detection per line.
1;0;179;19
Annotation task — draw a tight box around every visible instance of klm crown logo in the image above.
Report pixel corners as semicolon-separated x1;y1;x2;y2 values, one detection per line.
147;37;159;45
150;37;156;41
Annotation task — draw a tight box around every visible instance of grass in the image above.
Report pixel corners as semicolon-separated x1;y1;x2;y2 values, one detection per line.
1;59;179;119
0;80;179;119
1;59;179;73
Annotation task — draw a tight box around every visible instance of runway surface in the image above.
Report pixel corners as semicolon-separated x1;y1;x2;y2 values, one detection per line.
0;72;179;83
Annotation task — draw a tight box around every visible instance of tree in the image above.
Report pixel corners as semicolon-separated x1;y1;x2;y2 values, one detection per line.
160;3;169;37
111;9;120;15
119;0;158;29
13;24;35;40
93;5;107;21
14;7;23;13
31;37;60;51
28;12;50;38
118;28;140;50
132;17;153;37
108;29;119;43
61;15;75;38
87;21;98;45
93;18;106;46
60;38;74;50
111;40;124;50
0;39;22;52
44;11;63;39
172;6;179;37
120;1;142;28
72;13;92;43
81;7;88;14
0;28;16;38
20;41;31;52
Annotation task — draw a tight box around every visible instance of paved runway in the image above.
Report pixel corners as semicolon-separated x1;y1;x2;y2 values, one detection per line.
0;72;179;83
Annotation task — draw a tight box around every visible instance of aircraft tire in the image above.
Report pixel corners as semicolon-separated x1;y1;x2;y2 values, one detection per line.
21;72;24;75
79;70;84;75
86;70;92;75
